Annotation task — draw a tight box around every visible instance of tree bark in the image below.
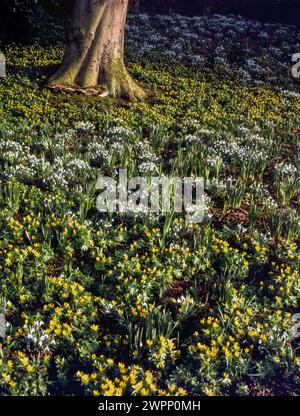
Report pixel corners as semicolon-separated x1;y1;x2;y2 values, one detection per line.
128;0;140;13
203;0;216;15
49;0;146;100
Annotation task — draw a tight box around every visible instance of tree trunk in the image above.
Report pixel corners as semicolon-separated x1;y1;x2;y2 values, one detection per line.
49;0;146;100
128;0;140;13
203;0;216;15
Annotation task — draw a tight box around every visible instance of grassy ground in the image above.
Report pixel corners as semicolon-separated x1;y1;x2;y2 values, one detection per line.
0;14;299;396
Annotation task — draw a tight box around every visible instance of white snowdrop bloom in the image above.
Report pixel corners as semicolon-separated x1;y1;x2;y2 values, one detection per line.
24;320;56;353
185;134;201;143
282;90;300;98
274;162;298;177
139;162;159;175
75;121;95;132
237;68;252;82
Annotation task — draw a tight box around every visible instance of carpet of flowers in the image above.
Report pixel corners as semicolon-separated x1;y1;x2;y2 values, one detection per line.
0;13;299;396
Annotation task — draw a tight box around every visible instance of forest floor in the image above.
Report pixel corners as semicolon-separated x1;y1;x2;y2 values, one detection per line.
0;14;299;396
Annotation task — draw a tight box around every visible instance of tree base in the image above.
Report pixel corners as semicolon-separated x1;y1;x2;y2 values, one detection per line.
47;83;109;98
107;74;147;101
47;79;147;101
102;56;147;101
47;75;147;101
48;57;148;101
48;0;147;101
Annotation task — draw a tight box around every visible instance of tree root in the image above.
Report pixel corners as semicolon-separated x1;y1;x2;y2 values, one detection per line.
48;54;147;101
47;78;147;101
107;73;147;101
47;83;109;98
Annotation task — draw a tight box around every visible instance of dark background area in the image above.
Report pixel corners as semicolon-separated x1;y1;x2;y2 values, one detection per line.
0;0;299;44
133;0;300;25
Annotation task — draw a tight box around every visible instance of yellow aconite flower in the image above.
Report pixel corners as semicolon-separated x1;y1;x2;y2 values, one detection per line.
26;365;35;373
91;324;99;332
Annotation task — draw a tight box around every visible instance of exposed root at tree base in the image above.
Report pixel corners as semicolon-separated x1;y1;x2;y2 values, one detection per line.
46;83;109;98
107;74;147;101
103;57;148;101
46;78;147;101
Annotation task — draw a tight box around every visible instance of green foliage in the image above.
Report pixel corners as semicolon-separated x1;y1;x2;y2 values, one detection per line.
0;13;299;396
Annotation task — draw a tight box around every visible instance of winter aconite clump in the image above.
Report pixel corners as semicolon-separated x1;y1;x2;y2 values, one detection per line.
0;14;299;396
